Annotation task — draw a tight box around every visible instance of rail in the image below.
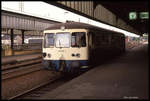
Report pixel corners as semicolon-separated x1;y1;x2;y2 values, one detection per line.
2;56;42;70
2;59;61;99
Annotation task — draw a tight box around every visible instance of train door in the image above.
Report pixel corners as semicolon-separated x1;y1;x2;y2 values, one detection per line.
88;31;94;65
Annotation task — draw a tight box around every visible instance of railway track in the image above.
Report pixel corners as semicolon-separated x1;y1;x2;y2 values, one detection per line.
13;73;84;100
2;67;61;100
1;55;61;100
2;57;42;80
2;55;42;70
9;73;62;100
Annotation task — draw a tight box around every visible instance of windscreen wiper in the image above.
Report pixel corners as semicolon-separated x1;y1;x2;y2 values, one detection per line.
59;40;62;49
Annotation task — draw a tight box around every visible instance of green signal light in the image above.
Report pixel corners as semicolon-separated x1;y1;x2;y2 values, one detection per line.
129;12;137;20
140;12;149;19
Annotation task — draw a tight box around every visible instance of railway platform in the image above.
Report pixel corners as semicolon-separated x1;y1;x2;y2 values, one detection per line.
39;44;148;99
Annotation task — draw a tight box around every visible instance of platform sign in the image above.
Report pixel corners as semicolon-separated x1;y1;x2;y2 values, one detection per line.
140;12;149;19
129;12;137;20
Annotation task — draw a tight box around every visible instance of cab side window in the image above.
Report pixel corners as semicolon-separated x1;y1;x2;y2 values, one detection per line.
71;32;86;47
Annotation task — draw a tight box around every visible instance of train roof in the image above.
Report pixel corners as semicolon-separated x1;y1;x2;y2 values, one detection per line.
45;21;106;30
45;22;96;30
45;21;124;35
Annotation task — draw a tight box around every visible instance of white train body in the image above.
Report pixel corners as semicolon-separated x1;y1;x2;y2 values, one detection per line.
43;29;88;60
42;22;125;73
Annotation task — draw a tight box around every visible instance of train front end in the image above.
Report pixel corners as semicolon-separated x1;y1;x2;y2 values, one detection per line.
42;28;89;73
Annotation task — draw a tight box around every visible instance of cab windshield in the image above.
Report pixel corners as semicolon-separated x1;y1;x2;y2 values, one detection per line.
55;32;71;48
44;32;86;48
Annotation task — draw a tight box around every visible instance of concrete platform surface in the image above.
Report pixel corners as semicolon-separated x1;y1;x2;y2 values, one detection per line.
39;44;148;100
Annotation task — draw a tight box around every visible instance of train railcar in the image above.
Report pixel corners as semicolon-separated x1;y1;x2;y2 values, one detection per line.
42;22;125;73
25;38;43;44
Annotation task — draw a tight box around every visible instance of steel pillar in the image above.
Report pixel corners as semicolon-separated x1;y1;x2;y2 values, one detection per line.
22;30;25;44
10;29;14;49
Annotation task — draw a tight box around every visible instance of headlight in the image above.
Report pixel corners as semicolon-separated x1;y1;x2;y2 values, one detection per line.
72;53;75;57
43;53;46;57
48;53;51;58
76;53;80;57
